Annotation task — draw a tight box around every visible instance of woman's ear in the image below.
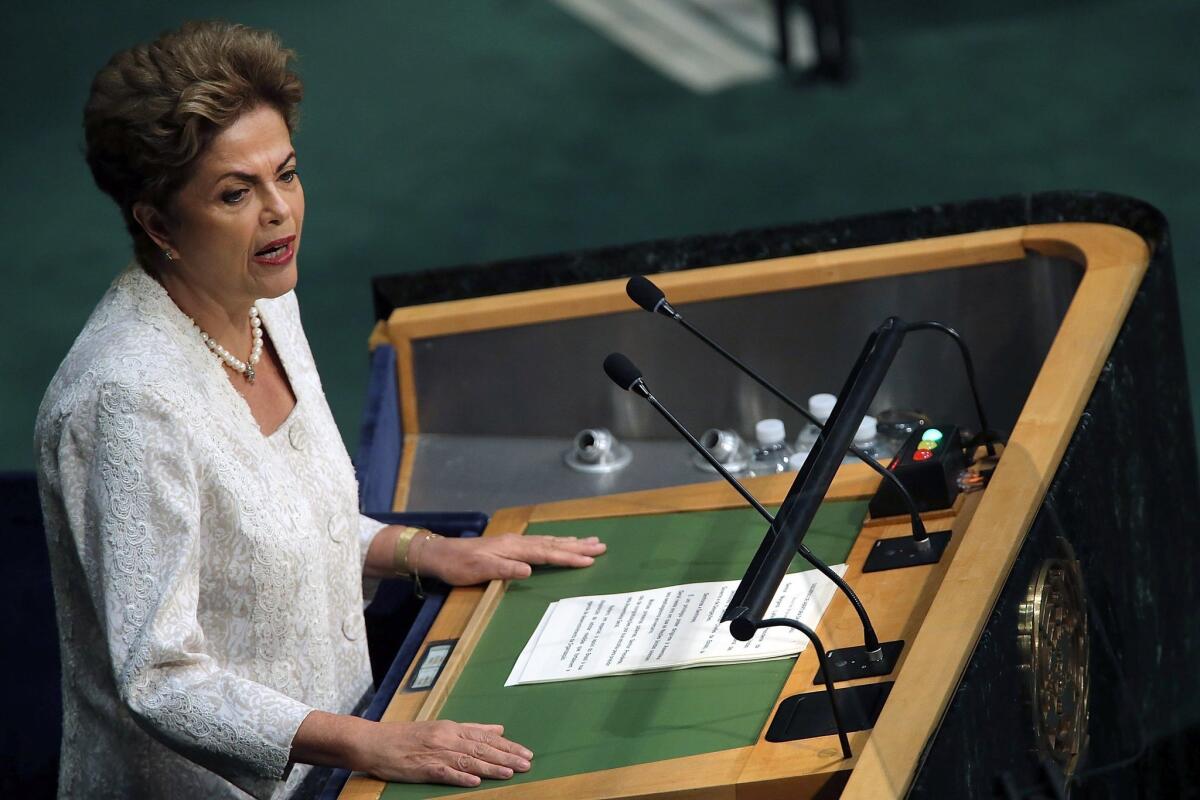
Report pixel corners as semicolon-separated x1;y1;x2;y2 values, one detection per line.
132;202;175;253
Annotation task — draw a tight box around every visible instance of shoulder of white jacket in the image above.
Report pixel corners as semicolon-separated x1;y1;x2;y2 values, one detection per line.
39;319;204;430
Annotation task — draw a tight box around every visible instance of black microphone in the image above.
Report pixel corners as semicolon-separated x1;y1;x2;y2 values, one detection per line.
626;274;679;318
602;352;648;396
625;274;932;549
603;352;883;658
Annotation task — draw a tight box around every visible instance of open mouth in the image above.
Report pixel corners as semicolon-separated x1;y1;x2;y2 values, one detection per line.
254;235;296;262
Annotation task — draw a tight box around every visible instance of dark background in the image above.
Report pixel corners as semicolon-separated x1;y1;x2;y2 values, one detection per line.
4;0;1197;469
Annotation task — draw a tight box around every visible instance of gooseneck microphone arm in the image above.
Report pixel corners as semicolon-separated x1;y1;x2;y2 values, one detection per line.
626;275;930;545
759;616;852;758
904;321;996;457
602;352;883;661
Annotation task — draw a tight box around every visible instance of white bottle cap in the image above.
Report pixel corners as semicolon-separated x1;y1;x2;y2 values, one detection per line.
808;393;838;422
854;415;878;444
755;418;786;446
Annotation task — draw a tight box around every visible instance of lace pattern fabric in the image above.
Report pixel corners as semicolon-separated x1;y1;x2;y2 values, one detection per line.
35;266;385;799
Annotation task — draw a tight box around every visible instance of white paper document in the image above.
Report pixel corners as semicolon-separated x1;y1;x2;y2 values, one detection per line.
505;565;845;686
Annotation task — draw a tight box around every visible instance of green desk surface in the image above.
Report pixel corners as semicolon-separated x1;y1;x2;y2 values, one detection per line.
382;500;868;799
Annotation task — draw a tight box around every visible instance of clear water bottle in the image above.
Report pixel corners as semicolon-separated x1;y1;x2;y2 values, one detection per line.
748;419;794;475
793;393;838;469
851;414;890;463
876;408;929;455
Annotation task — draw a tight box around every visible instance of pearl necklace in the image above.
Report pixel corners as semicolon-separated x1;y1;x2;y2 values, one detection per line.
190;305;264;384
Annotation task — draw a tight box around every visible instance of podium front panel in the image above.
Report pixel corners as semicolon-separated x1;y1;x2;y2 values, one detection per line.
341;208;1200;798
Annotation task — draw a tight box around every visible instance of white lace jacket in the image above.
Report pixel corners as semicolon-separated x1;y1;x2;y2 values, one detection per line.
35;266;386;799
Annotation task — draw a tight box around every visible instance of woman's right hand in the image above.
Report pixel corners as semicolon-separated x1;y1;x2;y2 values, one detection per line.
358;720;533;787
292;711;533;788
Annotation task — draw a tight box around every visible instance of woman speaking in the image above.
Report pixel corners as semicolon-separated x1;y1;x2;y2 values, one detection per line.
34;20;605;799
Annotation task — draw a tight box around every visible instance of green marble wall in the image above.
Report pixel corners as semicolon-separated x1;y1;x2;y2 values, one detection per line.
5;0;1200;472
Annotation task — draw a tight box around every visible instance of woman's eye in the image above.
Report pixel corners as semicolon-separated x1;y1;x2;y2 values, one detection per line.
280;169;299;183
221;189;248;205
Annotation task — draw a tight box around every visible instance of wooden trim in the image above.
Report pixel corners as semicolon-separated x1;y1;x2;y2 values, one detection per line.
391;432;419;513
367;320;390;352
338;777;388;800
841;223;1149;799
528;462;880;523
862;491;964;528
420;743;861;800
390;335;418;510
338;774;388;800
425;746;757;800
384;228;1026;341
394;337;419;437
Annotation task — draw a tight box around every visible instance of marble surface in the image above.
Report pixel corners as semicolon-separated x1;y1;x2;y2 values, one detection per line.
909;198;1200;797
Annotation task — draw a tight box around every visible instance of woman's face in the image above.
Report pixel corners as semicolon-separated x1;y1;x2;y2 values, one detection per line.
146;105;305;309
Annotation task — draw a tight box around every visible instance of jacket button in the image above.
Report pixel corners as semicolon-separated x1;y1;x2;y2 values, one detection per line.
288;420;307;451
342;612;363;641
327;513;350;543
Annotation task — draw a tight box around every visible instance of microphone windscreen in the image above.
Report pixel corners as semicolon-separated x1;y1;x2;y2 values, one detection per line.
603;352;644;391
626;275;665;313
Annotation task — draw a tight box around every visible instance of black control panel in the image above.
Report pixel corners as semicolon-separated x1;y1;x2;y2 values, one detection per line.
869;425;966;518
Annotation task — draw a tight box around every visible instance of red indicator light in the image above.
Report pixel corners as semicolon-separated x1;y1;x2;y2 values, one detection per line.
912;449;934;462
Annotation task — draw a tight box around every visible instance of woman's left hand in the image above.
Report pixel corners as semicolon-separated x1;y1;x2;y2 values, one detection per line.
415;534;606;586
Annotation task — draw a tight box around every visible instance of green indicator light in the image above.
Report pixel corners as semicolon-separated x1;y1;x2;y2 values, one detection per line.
921;428;944;443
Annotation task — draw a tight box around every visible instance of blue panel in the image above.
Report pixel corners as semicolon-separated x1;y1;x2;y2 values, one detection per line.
354;345;403;514
0;472;60;797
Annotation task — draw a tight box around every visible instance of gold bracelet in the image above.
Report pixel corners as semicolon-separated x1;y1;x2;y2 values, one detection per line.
409;531;441;599
391;526;422;578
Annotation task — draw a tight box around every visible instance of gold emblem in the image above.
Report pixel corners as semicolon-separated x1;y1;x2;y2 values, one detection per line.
1017;537;1090;779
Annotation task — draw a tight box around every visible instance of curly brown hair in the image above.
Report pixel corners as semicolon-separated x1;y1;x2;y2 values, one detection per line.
84;20;304;268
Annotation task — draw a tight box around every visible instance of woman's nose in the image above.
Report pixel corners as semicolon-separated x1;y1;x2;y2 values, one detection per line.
259;184;292;226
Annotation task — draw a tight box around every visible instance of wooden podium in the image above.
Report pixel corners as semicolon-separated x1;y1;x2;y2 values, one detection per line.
344;211;1200;798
